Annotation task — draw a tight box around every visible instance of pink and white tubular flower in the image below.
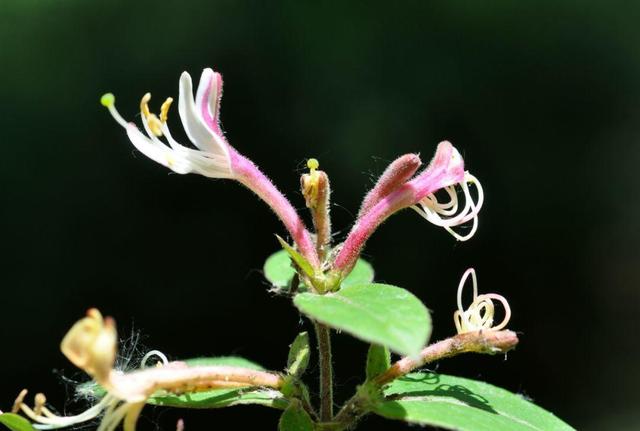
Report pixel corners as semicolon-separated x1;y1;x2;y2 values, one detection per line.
102;68;319;267
409;142;484;241
453;268;511;334
333;141;483;273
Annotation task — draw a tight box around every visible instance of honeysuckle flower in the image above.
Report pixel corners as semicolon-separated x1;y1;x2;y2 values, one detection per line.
102;68;319;267
333;141;483;273
453;268;511;334
12;309;284;431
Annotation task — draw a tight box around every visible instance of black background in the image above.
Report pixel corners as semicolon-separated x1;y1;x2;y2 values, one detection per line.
1;1;639;430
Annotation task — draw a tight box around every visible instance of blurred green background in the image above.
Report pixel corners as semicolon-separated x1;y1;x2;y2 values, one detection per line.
1;1;639;429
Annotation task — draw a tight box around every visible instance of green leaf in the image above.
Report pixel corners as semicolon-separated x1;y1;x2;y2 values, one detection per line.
264;249;297;289
264;250;373;290
0;414;36;431
366;344;391;380
341;258;374;287
287;332;310;377
278;401;314;431
294;283;430;356
372;373;575;431
148;388;287;410
182;356;265;370
276;235;315;278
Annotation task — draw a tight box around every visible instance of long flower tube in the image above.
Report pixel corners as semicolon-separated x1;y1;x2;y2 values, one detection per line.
12;309;284;431
102;68;319;267
334;141;482;274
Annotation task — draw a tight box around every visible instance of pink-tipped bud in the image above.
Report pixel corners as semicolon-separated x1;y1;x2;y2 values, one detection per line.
358;153;422;218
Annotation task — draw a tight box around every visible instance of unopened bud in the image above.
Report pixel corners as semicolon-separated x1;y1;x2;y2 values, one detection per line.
358;153;421;218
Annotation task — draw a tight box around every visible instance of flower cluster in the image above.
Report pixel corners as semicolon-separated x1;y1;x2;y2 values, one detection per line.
12;309;283;431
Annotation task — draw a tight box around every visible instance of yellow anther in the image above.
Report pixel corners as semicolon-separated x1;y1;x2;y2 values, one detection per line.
307;158;319;172
140;93;164;137
100;93;115;108
302;159;322;208
140;93;152;117
34;393;46;416
12;389;27;413
160;97;174;123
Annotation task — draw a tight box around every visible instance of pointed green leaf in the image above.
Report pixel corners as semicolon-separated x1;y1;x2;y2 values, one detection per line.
0;414;35;431
264;250;373;290
366;344;391;380
148;388;288;410
372;373;575;431
287;332;310;377
264;249;297;288
276;235;315;278
294;283;430;356
278;400;314;431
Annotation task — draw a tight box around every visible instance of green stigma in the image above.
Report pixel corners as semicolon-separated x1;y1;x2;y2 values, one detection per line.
100;93;115;108
307;158;319;171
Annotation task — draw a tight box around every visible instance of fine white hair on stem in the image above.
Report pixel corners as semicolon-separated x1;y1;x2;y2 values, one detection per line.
453;268;511;334
412;172;484;241
140;350;169;368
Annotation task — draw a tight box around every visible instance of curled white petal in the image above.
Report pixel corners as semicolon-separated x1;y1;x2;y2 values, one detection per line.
454;268;511;334
412;172;484;241
178;71;229;158
195;68;222;133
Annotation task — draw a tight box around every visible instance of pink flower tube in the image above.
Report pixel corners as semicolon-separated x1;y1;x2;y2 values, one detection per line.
334;141;483;273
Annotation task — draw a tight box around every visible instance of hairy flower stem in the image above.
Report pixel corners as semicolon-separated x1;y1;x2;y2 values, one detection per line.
230;150;320;267
332;330;519;429
314;321;334;421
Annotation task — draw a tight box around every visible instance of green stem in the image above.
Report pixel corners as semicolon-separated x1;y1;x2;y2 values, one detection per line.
314;321;334;421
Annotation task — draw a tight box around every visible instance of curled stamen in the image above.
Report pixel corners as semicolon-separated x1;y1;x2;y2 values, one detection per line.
140;350;169;368
412;172;484;241
453;268;511;334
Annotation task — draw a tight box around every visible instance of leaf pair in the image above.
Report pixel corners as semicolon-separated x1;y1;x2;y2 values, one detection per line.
265;249;431;356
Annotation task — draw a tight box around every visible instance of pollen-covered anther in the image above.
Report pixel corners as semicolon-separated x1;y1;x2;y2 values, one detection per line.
33;393;46;416
12;389;27;413
301;158;322;208
140;93;165;137
453;268;511;334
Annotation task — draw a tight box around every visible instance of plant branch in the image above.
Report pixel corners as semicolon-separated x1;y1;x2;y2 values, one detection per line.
332;330;519;429
314;322;334;421
375;329;519;385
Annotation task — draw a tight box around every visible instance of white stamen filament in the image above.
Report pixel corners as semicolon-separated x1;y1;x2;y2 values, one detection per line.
16;392;117;430
412;172;484;241
141;350;169;368
453;268;511;334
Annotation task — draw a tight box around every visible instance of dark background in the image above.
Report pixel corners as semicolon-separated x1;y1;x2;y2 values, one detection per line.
1;1;638;430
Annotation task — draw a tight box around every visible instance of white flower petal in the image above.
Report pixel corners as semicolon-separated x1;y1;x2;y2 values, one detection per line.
178;71;229;159
195;68;222;135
